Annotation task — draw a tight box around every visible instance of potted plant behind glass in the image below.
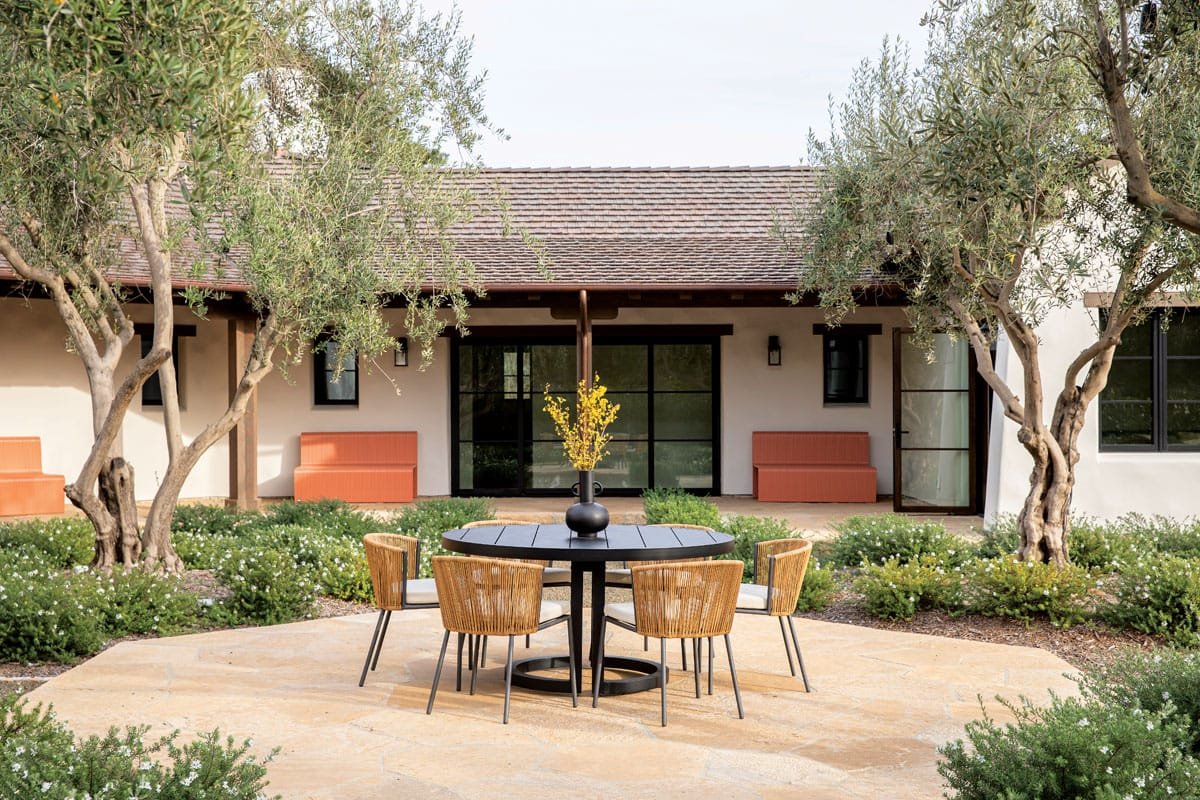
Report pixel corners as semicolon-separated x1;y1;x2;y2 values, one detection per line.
543;375;620;537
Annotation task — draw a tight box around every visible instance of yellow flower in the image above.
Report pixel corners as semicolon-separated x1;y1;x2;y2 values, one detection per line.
543;375;620;472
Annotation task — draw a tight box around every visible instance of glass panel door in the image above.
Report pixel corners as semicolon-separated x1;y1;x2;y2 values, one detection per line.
453;337;718;495
893;331;976;512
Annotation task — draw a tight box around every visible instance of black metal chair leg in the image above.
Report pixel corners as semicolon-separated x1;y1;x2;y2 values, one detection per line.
470;637;481;696
480;636;488;667
660;638;669;727
503;635;515;724
681;638;688;671
456;632;465;692
778;616;797;676
787;615;813;692
707;637;714;695
358;610;386;687
566;617;578;709
591;616;607;708
724;634;744;720
643;635;648;651
692;639;701;698
426;630;451;714
370;610;392;671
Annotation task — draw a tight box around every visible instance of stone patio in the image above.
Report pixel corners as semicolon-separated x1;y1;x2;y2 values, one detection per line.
29;610;1075;799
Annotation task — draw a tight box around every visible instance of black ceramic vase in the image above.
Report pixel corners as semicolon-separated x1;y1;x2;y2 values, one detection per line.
565;470;608;537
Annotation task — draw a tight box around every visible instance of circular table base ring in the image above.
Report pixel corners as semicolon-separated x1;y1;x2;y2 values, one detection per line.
510;655;661;696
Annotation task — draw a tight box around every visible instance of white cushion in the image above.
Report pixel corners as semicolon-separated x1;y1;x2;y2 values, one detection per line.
604;601;637;626
543;566;571;585
540;600;568;623
404;578;439;605
736;584;770;611
605;568;632;585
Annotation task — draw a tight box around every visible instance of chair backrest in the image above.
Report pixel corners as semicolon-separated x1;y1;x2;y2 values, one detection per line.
461;520;549;567
0;437;43;474
362;533;420;609
432;556;545;636
630;560;742;639
754;538;813;616
300;431;417;466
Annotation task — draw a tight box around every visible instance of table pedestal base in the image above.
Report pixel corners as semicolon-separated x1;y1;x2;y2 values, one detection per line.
510;655;661;696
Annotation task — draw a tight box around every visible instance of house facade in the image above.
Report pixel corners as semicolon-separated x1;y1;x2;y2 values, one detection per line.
2;167;1195;520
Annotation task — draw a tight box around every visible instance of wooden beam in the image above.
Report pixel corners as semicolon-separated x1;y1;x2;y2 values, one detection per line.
577;289;592;389
226;317;259;511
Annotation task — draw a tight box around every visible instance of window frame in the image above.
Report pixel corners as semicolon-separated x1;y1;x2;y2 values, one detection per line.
821;330;870;405
135;324;194;409
1099;308;1200;453
313;336;360;407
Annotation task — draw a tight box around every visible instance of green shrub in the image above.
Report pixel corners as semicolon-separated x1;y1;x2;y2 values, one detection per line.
397;497;494;576
975;515;1020;559
173;528;242;571
795;558;837;612
1119;513;1200;559
0;555;105;662
1067;517;1145;572
216;547;318;625
828;514;970;568
1105;555;1200;646
261;499;378;538
1078;649;1200;756
258;526;372;603
0;518;93;568
0;694;277;799
92;570;201;637
854;554;962;620
718;515;792;581
939;694;1200;800
641;488;722;529
963;556;1094;627
171;503;259;536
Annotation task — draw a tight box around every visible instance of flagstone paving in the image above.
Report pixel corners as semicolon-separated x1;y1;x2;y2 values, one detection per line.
29;611;1075;799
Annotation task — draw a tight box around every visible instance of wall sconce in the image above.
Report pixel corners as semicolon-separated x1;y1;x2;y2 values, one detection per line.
767;335;782;366
394;337;408;367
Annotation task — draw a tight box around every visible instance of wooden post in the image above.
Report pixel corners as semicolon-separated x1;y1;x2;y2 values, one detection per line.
576;289;592;389
226;317;259;511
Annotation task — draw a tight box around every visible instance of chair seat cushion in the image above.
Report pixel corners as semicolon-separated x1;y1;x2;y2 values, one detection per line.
540;600;569;623
735;584;769;611
604;601;637;626
404;578;438;605
605;568;632;585
543;566;571;586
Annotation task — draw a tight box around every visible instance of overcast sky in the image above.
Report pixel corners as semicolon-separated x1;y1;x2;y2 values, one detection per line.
423;0;933;168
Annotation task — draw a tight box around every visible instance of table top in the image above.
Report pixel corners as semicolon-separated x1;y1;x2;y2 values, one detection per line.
441;523;735;562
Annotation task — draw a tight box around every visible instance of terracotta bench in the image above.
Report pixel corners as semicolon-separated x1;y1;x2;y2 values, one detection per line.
752;431;877;503
293;431;418;503
0;437;65;516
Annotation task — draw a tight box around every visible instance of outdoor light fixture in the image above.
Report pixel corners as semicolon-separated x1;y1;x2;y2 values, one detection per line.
394;337;409;367
767;335;782;366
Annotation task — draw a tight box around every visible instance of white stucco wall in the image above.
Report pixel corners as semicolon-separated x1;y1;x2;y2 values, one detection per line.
1;297;908;501
984;301;1200;523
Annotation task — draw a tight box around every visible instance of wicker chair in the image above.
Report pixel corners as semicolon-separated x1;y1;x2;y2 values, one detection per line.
735;538;814;691
359;533;439;687
462;519;570;587
605;523;714;671
426;556;577;724
592;559;744;727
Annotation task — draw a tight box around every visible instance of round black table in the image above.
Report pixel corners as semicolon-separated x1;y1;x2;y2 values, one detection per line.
441;523;735;696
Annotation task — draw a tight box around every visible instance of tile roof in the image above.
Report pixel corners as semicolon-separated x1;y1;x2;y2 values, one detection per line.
1;165;821;293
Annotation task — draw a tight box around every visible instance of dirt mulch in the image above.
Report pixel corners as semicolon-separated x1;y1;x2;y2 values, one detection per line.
798;589;1162;672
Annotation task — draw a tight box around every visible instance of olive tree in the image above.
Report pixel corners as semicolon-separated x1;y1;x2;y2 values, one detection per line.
0;0;497;570
785;0;1199;564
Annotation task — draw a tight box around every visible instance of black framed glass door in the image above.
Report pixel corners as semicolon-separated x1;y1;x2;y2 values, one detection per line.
452;336;719;496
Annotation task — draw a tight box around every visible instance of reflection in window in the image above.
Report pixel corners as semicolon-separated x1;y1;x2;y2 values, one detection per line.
823;333;868;404
314;337;358;406
1100;310;1200;450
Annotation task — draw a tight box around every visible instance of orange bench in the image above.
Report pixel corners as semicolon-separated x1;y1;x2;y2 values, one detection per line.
293;431;418;503
752;431;877;503
0;437;65;516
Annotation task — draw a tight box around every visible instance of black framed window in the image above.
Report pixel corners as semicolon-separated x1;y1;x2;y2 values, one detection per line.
823;332;869;404
313;337;359;406
136;325;195;407
1100;309;1200;451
